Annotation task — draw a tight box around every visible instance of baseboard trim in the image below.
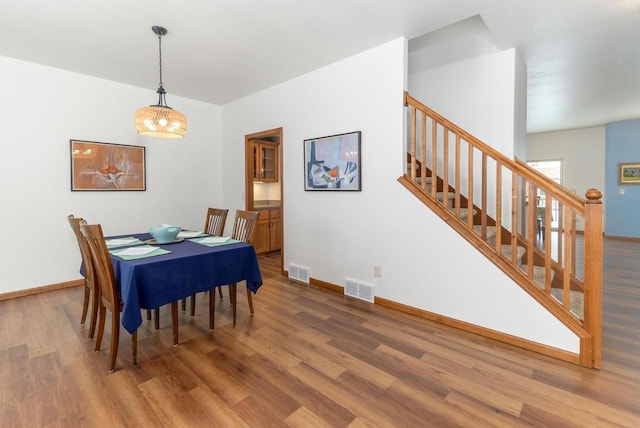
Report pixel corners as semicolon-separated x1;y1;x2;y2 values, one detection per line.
604;235;640;242
0;279;83;302
306;274;581;366
309;277;344;293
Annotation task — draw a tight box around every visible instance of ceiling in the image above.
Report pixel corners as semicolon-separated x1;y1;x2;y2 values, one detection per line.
1;0;639;133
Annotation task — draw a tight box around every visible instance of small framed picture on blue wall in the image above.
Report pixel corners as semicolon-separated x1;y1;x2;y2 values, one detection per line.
618;162;640;185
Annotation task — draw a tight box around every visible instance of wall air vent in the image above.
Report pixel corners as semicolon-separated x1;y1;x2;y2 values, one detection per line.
289;263;310;284
344;278;375;303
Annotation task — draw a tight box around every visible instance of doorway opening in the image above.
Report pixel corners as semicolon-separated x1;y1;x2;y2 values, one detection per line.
245;127;284;275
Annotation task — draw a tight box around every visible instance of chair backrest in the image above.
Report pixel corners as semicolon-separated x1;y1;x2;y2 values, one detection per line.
204;208;229;236
67;214;96;286
79;221;119;308
231;210;260;244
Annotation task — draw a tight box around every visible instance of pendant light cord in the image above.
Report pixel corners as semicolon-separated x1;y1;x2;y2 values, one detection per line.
158;33;164;90
155;31;167;106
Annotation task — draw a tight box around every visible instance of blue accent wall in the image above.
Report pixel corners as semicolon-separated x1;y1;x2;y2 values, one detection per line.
605;119;640;238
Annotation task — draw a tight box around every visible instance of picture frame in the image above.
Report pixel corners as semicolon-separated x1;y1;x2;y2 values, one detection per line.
70;139;146;191
304;131;361;191
618;162;640;185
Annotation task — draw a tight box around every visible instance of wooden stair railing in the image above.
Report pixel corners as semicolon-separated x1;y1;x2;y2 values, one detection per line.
400;91;603;368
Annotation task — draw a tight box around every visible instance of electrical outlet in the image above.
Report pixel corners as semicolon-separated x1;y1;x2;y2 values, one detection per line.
373;265;382;278
619;188;625;195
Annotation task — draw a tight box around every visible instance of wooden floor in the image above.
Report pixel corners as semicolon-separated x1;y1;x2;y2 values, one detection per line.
1;240;640;427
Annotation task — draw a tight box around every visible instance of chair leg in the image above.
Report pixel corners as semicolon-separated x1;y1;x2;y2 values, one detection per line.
246;287;254;314
209;289;215;330
108;310;120;372
154;308;160;330
88;286;99;338
171;302;179;346
147;309;152;321
181;298;186;311
231;283;237;325
218;287;223;299
95;304;106;352
131;330;138;365
80;282;90;325
190;294;196;317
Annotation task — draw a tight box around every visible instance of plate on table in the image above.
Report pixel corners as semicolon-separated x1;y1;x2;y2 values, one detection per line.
177;230;206;238
143;237;185;245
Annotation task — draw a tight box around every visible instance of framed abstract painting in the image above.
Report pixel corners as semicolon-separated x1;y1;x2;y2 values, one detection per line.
304;131;361;191
70;139;146;191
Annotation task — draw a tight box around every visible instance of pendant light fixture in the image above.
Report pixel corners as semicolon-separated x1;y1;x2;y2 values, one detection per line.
134;26;187;138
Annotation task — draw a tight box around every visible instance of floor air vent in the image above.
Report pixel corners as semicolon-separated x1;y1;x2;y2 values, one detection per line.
344;278;375;303
289;263;310;284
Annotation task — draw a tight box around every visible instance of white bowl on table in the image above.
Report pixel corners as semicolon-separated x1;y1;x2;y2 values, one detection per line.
148;223;182;244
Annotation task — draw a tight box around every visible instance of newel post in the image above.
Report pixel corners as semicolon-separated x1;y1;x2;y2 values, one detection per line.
583;188;603;368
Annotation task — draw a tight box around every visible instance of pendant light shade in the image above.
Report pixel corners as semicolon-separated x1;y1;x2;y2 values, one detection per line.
134;103;187;138
135;26;187;139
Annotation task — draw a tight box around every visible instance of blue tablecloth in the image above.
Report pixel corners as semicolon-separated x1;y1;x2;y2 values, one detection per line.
104;233;262;333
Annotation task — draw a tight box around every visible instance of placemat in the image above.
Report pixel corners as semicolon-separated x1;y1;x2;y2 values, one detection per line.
110;245;171;260
189;236;241;247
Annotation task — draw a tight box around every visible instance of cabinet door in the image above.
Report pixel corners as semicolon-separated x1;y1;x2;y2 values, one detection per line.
252;144;260;180
259;144;278;182
252;219;270;254
270;217;281;251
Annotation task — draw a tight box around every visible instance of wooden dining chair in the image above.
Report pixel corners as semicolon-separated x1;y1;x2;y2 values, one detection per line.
206;208;229;302
210;209;260;327
81;223;183;365
183;207;230;315
72;216;156;331
79;221;137;372
204;207;229;236
67;214;99;339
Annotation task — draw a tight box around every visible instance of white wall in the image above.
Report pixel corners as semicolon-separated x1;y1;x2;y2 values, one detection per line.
514;52;528;160
0;55;223;293
409;48;518;157
222;38;578;353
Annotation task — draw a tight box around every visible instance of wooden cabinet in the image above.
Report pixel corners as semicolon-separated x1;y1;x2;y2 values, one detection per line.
252;140;278;182
269;211;281;252
253;208;281;254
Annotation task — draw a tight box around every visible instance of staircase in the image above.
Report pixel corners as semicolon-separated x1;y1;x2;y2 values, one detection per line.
400;91;603;368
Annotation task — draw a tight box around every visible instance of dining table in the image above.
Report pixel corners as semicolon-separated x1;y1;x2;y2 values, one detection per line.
102;231;263;334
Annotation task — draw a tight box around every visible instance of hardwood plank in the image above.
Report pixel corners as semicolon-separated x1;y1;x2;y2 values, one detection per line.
248;354;356;427
444;390;531;427
291;330;396;390
252;325;346;379
285;405;334;428
287;362;395;428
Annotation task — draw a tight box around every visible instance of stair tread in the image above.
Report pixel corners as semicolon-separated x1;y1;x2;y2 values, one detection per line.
472;225;497;237
447;207;477;220
550;288;584;318
415;176;433;184
500;244;526;261
519;264;555;286
435;191;455;200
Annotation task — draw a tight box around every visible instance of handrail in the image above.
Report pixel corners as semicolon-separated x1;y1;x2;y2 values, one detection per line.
402;91;603;368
